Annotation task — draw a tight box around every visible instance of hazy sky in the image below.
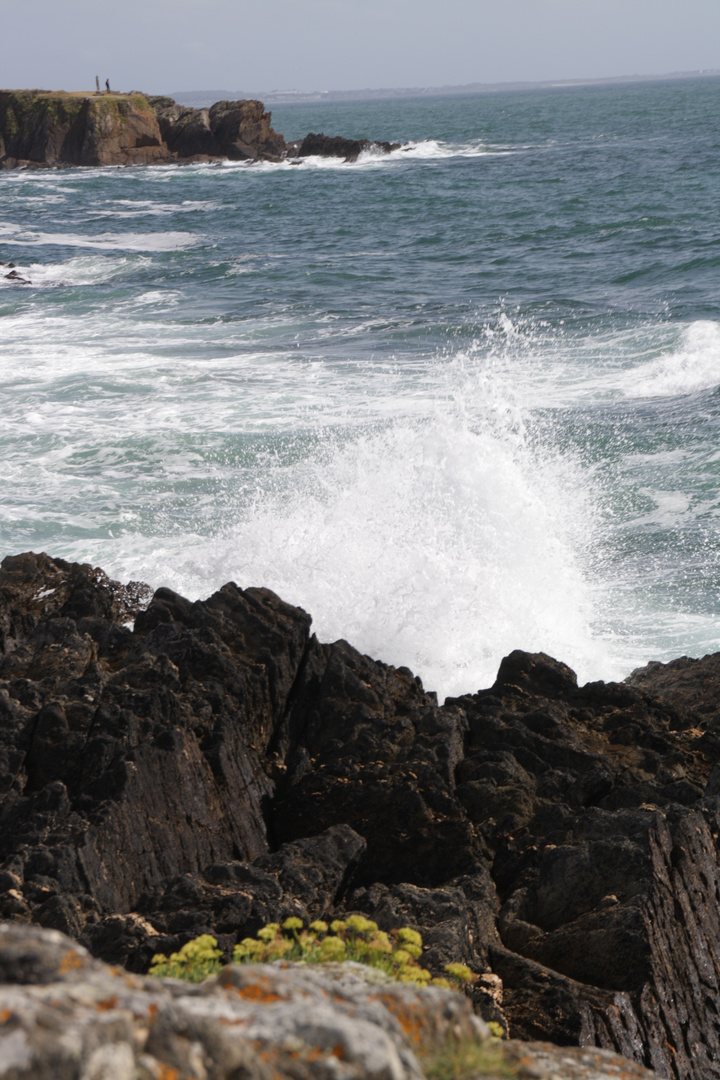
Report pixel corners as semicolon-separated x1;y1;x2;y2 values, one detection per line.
3;0;719;95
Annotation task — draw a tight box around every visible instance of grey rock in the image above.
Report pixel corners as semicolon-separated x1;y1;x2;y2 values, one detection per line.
0;922;488;1080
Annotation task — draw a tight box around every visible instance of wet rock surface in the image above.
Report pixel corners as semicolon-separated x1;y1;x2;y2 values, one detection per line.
296;132;402;162
2;552;720;1077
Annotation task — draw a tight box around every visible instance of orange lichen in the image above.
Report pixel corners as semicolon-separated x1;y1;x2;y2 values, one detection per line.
0;1009;12;1023
58;950;84;974
96;996;119;1011
235;982;284;1004
371;996;425;1045
156;1067;180;1080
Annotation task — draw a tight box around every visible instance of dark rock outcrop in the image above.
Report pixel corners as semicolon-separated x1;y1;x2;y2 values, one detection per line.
147;95;288;162
297;132;401;163
3;552;720;1078
209;99;288;161
146;95;222;158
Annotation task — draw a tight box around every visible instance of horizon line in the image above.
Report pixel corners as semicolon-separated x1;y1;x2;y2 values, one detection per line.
169;68;720;104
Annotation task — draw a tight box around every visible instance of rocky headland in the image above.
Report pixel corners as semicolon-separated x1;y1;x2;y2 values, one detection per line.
0;90;400;169
1;551;720;1078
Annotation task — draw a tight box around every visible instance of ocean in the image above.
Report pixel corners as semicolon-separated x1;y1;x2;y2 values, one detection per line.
2;76;720;701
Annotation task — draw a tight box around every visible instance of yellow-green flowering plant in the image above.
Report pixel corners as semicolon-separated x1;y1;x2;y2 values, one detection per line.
148;934;223;982
232;917;478;990
150;919;480;994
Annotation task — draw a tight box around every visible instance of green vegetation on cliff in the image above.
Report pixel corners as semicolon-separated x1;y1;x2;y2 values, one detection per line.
0;90;84;138
149;919;480;992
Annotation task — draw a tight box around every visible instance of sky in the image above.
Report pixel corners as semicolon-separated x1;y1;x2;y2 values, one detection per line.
2;0;719;95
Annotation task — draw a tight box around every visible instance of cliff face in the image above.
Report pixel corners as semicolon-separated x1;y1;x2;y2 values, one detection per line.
0;90;288;169
3;551;720;1079
0;91;167;168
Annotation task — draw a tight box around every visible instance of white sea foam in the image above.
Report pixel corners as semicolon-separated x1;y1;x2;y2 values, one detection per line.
219;426;606;699
456;316;720;410
0;222;197;251
9;254;137;288
0;295;671;695
0;291;624;703
618;321;720;398
92;198;220;218
75;350;615;700
211;138;500;172
389;139;505;160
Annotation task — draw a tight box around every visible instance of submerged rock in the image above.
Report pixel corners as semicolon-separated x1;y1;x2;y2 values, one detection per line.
1;552;720;1078
297;131;401;162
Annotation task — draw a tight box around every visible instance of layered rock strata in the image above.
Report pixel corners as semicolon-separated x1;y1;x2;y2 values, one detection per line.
1;552;720;1079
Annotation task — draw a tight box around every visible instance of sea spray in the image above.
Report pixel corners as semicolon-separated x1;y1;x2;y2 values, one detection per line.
3;80;720;696
90;347;609;700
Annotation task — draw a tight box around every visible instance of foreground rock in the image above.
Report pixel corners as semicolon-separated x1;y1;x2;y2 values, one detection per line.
0;922;484;1079
0;921;659;1080
0;90;401;169
1;552;720;1079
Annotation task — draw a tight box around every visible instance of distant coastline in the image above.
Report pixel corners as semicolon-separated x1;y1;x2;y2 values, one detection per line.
170;67;720;108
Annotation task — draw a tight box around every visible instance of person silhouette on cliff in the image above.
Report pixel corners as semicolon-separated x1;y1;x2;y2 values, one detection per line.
105;79;110;92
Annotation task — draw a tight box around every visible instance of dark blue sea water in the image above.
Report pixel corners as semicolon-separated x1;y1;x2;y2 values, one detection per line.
2;76;720;697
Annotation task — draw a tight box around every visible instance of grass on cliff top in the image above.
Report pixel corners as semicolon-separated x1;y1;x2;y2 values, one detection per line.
2;89;145;99
0;89;154;137
1;90;152;114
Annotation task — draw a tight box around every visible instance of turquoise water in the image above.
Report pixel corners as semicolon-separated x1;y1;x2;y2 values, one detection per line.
2;77;720;697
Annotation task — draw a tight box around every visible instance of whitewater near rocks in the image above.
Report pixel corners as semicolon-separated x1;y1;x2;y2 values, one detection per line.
2;78;720;698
